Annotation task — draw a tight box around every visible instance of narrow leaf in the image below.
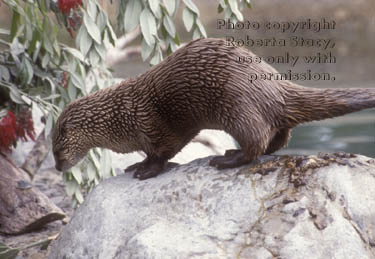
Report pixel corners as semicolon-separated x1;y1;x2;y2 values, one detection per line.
71;167;83;185
10;89;24;104
140;8;157;46
87;0;97;20
68;81;77;100
148;0;161;17
183;0;199;15
24;58;34;84
74;188;84;204
196;18;207;38
192;27;201;40
83;13;101;44
163;0;176;16
182;8;195;32
41;53;50;68
79;27;93;57
228;0;243;21
65;178;79;197
64;46;85;62
163;15;176;37
124;0;142;32
141;38;154;61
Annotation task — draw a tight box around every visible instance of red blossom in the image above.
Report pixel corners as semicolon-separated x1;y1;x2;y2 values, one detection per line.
58;0;82;14
0;111;17;152
0;110;35;152
58;0;83;38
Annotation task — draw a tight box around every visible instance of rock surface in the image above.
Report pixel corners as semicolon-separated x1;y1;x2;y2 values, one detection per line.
48;153;375;259
0;155;65;234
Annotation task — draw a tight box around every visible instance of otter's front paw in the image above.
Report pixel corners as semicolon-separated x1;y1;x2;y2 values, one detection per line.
133;162;179;180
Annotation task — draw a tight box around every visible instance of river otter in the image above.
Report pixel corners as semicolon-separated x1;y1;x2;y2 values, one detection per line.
52;38;375;180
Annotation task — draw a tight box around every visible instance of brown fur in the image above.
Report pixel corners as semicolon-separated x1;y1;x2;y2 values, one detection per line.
52;38;375;179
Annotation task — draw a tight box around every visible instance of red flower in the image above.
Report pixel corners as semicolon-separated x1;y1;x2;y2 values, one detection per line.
0;110;35;152
58;0;83;14
0;111;17;152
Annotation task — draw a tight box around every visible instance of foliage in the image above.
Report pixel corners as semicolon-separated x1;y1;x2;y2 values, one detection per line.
1;0;116;206
0;0;251;205
118;0;251;65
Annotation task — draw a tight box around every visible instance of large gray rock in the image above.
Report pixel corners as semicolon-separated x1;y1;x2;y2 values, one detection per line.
48;153;375;259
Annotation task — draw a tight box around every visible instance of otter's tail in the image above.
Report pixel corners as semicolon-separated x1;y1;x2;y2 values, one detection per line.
283;86;375;126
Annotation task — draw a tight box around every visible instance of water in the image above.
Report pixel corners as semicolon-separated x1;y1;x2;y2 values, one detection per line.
281;109;375;157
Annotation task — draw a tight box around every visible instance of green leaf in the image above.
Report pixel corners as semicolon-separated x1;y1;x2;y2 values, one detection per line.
150;46;163;65
218;4;224;13
74;188;84;204
87;0;97;20
43;94;60;101
83;13;101;44
43;77;56;95
24;58;34;84
183;0;199;15
94;43;106;62
97;9;107;31
78;27;93;57
163;15;176;37
10;89;24;104
41;53;50;68
44;112;53;138
228;0;243;21
124;0;142;32
89;149;101;169
10;11;21;41
71;167;83;185
173;33;180;45
65;177;79;197
106;23;117;46
148;0;161;17
192;27;201;40
89;47;100;65
32;39;42;62
70;72;84;91
163;0;176;16
141;38;154;61
0;66;10;81
166;36;177;52
42;34;53;55
87;162;96;182
224;5;232;19
100;150;112;179
182;8;195;32
196;18;207;38
68;80;77;100
64;46;85;62
140;8;157;46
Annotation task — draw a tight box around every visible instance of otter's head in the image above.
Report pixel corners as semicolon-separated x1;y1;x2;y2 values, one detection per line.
52;107;90;172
